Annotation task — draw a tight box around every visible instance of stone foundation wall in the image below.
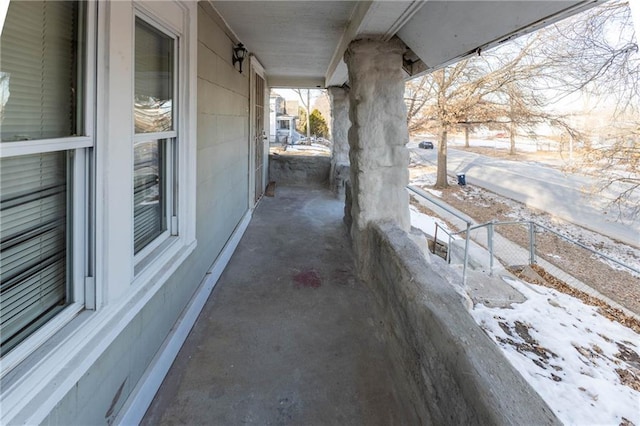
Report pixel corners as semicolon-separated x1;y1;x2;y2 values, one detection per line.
361;221;561;425
269;154;330;187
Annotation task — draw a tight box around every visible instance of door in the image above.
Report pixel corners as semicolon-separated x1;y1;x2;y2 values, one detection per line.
253;72;265;203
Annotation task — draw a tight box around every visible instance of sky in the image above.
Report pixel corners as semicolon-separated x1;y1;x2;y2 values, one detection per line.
0;0;8;34
272;88;324;105
630;0;640;38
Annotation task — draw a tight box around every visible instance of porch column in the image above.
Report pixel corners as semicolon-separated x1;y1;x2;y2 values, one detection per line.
328;85;350;199
344;38;410;241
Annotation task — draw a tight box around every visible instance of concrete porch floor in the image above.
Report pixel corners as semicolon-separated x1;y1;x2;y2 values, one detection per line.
142;185;419;425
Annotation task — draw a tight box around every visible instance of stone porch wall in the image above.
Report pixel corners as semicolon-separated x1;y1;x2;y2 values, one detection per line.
361;220;561;425
269;153;330;187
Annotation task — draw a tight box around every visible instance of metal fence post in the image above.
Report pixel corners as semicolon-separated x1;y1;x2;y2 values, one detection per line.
406;185;640;287
433;224;438;255
462;222;470;286
529;222;536;265
487;222;494;276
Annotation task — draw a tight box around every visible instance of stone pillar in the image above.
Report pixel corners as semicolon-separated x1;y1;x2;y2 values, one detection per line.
328;85;350;199
344;38;410;243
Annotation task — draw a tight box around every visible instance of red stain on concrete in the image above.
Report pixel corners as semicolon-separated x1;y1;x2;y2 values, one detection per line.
293;270;321;289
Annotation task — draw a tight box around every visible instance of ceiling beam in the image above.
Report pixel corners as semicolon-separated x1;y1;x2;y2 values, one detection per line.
324;1;427;87
381;1;425;42
324;1;374;87
268;76;326;89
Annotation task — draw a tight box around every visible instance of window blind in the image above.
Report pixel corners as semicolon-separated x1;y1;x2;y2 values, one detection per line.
0;1;79;142
0;152;68;355
133;140;165;254
0;0;81;356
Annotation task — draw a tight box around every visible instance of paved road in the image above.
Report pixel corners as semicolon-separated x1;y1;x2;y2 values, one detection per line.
409;145;640;248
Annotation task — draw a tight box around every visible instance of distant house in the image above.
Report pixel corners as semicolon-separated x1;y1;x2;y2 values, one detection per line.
270;94;300;144
285;100;299;118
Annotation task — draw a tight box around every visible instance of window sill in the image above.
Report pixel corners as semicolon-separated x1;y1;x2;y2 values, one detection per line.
134;233;179;278
0;238;197;425
0;303;84;379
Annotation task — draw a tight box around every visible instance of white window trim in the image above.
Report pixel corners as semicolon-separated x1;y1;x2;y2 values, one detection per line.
133;130;178;141
0;1;8;32
131;8;191;277
131;14;178;265
1;1;198;423
0;240;197;424
0;0;97;374
0;136;93;158
0;303;84;376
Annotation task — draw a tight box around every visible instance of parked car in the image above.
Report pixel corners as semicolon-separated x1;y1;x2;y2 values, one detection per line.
418;141;434;149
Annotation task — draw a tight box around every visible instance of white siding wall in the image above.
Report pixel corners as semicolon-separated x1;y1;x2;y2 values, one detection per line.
196;2;250;260
37;2;251;424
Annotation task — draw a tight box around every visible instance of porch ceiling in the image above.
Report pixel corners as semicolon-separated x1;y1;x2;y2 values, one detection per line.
209;0;598;88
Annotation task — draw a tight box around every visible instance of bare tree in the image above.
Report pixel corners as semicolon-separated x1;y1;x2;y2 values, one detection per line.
406;0;637;201
577;117;640;219
405;36;569;187
542;0;639;216
540;1;638;112
406;62;488;187
293;89;312;139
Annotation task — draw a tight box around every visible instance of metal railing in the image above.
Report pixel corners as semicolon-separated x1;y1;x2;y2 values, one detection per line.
474;220;536;275
407;186;474;227
407;186;474;282
453;219;639;287
408;187;640;289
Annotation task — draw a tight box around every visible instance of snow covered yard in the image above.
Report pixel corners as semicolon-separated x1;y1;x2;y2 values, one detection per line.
407;160;640;425
410;194;640;423
472;277;640;425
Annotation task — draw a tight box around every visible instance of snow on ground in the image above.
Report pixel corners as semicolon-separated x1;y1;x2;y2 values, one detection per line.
408;144;640;272
408;162;640;424
409;204;457;243
410;186;640;424
409;172;437;188
472;277;640;425
269;143;331;156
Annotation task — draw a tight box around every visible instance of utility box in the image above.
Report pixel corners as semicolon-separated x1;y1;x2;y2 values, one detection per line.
457;173;466;186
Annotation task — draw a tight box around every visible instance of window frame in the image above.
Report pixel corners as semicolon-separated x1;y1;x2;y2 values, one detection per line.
131;11;181;272
0;2;198;421
0;0;96;372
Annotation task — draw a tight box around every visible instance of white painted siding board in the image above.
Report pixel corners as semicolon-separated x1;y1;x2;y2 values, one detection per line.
102;0;135;300
197;42;218;83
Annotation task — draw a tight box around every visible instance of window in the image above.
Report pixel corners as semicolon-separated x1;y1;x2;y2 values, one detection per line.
279;120;290;130
0;1;83;142
0;0;89;356
133;17;177;258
